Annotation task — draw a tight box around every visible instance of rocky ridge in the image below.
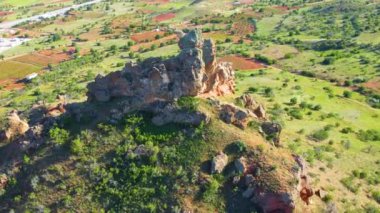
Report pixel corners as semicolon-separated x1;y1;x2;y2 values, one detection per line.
87;29;235;104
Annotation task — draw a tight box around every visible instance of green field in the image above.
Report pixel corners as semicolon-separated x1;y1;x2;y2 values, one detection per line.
0;60;41;80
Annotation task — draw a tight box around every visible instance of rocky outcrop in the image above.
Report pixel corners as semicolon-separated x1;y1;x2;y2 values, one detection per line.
219;104;250;129
87;29;235;104
260;122;282;145
237;94;266;119
211;151;228;174
234;156;248;174
0;110;29;141
251;191;295;213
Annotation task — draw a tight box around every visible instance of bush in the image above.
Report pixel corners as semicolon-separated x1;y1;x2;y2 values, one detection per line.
343;91;352;98
338;127;350;134
70;137;84;155
247;87;258;93
49;127;70;145
357;129;380;142
310;129;329;141
289;97;298;105
321;57;335;65
322;193;333;203
177;96;200;111
254;54;275;65
202;177;221;205
289;109;303;119
372;191;380;204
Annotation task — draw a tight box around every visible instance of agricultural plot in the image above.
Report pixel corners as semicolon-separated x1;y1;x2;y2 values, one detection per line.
219;55;264;70
0;60;41;80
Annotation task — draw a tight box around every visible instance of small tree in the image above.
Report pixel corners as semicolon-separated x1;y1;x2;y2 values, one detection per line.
343;91;352;98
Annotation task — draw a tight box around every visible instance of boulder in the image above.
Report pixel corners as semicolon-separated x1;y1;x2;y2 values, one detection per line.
261;122;282;145
234;157;247;174
211;152;228;174
1;110;29;141
251;191;295;213
219;104;250;129
242;187;254;198
237;94;266;119
253;105;266;119
244;174;254;186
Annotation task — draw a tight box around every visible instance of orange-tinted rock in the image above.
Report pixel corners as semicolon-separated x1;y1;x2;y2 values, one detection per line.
0;110;29;141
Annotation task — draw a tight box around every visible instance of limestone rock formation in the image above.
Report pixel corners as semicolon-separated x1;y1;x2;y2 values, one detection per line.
211;151;228;174
219;104;250;129
0;110;29;141
237;94;266;119
87;29;235;105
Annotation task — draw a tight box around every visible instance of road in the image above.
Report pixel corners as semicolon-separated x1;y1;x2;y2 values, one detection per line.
0;0;102;29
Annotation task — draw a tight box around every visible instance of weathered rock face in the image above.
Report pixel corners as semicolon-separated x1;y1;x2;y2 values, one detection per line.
234;156;248;174
87;29;235;104
261;122;282;145
251;191;295;213
210;151;228;174
219;104;250;129
0;110;29;141
237;94;266;119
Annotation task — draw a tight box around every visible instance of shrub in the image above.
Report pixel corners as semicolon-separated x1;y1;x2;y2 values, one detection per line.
263;87;274;97
230;141;247;154
321;57;335;65
177;96;200;111
254;54;275;65
289;97;298;105
322;193;333;203
310;129;329;141
343;91;352;98
341;177;359;193
289;109;303;119
341;127;353;134
202;177;221;204
372;191;380;204
359;129;380;141
49;127;70;145
247;87;258;93
71;137;84;155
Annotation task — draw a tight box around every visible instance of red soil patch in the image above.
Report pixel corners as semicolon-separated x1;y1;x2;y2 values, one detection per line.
232;21;254;37
111;17;130;29
131;34;178;51
11;50;71;68
0;11;13;17
219;55;264;70
79;28;105;41
273;6;290;11
0;79;24;91
51;0;71;3
142;0;170;4
131;31;165;43
239;0;255;4
38;49;72;62
154;13;176;22
363;79;380;92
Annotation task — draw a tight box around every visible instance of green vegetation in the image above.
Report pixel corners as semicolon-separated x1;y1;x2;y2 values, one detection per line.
0;0;379;212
